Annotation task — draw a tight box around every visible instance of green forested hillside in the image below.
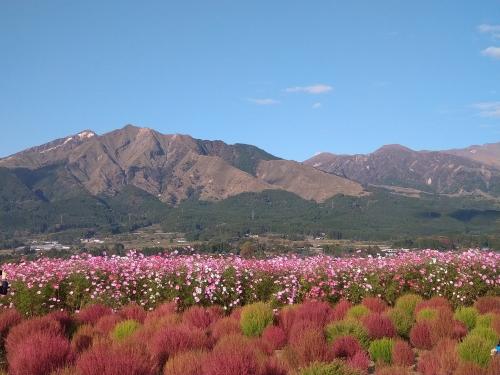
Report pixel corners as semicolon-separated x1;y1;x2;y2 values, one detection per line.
1;165;499;243
160;188;500;240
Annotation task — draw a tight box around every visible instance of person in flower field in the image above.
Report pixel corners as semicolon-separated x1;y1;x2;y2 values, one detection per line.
0;270;9;295
492;340;500;356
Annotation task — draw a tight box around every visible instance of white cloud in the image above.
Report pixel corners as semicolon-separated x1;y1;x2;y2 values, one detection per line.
247;98;280;105
472;102;500;118
285;84;333;94
481;46;500;59
312;102;322;109
478;24;500;38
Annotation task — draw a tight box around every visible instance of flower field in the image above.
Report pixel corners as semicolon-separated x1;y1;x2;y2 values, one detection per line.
0;294;499;374
0;250;498;374
0;250;498;315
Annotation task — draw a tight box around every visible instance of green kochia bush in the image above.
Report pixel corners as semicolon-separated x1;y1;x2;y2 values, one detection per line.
325;319;370;350
111;319;140;342
457;335;492;368
346;305;370;320
240;302;274;337
395;294;422;316
468;326;499;348
387;308;414;337
454;307;479;330
416;308;438;323
299;360;363;375
476;313;495;329
369;338;394;364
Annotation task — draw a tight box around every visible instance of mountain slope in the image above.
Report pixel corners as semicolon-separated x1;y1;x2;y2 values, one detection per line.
305;144;500;196
443;142;500;168
0;125;365;206
256;160;365;201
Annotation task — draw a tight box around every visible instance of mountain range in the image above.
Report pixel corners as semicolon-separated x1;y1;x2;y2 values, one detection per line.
1;125;499;241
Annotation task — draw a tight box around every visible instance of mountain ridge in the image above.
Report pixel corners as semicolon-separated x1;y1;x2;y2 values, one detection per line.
0;124;365;205
305;142;500;196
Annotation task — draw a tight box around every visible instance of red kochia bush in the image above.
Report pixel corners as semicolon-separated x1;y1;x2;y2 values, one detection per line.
417;351;440;375
417;338;458;375
145;302;177;324
374;366;411;375
277;306;296;337
71;325;94;353
332;299;352;321
262;325;287;350
331;335;362;359
392;340;414;367
487;356;500;375
203;334;260;375
149;324;208;367
288;327;332;366
362;313;396;339
260;357;288;375
182;306;220;329
119;303;147;323
94;314;123;335
5;316;63;354
427;308;464;344
454;362;486;375
287;319;322;346
47;310;75;336
8;331;73;375
348;350;370;373
76;344;156;375
77;304;113;325
362;297;388;313
0;309;22;341
163;350;207;375
210;316;241;341
415;296;451;314
409;321;433;350
474;296;500;314
451;320;468;340
294;300;334;327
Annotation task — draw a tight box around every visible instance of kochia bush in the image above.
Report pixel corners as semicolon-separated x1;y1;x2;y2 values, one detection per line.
409;321;433;350
163;350;207;375
454;306;479;330
7;331;73;375
149;324;208;367
289;327;332;367
362;297;388;313
368;338;394;365
331;335;362;360
391;340;414;367
457;334;492;368
299;360;363;375
112;319;140;342
394;293;422;316
261;325;287;350
5;316;63;354
76;304;112;325
76;344;156;375
362;313;396;339
325;319;370;350
240;302;274;337
346;305;371;320
387;308;413;337
204;334;260;375
295;301;334;327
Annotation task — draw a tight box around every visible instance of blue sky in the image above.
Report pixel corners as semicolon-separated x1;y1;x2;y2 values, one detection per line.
1;1;499;161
